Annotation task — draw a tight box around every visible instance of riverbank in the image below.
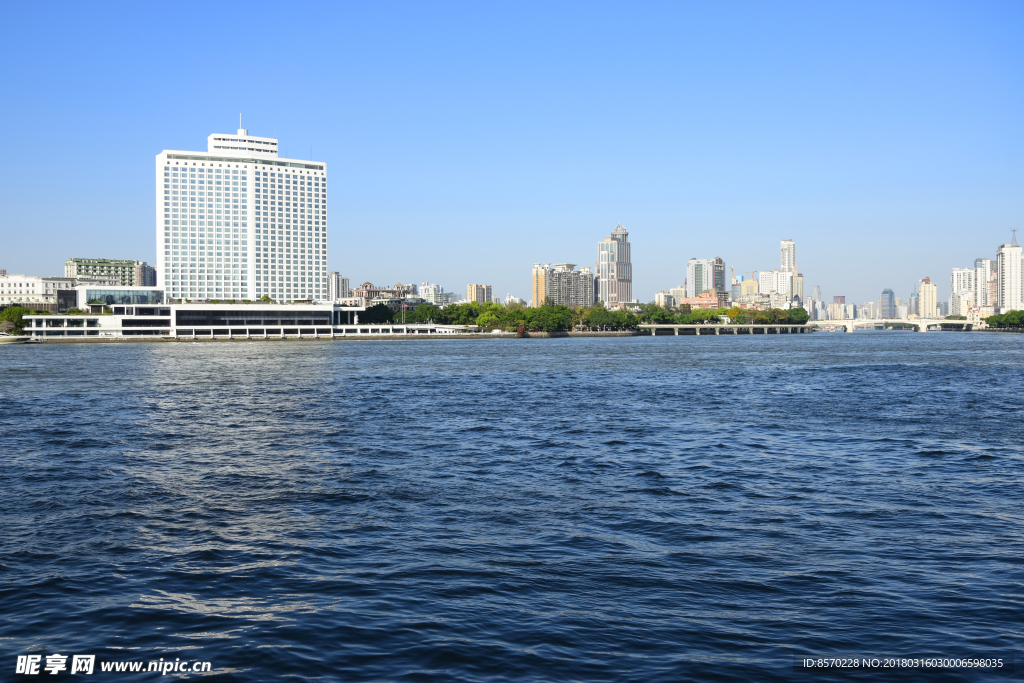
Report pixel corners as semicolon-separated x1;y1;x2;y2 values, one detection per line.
17;327;1017;342
12;330;647;343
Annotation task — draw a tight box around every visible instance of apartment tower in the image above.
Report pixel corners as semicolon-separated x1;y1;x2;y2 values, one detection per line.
949;268;974;316
328;272;351;301
65;258;153;287
156;128;328;302
467;284;492;304
974;258;992;308
918;277;938;318
780;239;796;274
532;263;595;308
596;224;633;309
995;239;1023;313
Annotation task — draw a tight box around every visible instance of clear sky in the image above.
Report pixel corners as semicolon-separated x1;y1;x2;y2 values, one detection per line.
1;0;1021;305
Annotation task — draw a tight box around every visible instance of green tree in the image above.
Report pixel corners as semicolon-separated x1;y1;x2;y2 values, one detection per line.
403;304;441;324
476;311;500;329
527;305;574;332
676;307;718;324
725;306;750;324
502;304;530;330
0;306;30;333
260;295;273;302
787;307;809;325
362;303;394;324
985;310;1024;327
635;304;673;324
586;306;617;330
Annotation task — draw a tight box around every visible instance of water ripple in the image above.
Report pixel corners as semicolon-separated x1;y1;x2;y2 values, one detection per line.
1;334;1022;681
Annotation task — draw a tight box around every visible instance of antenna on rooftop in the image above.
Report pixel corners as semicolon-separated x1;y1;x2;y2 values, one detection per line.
1013;229;1019;247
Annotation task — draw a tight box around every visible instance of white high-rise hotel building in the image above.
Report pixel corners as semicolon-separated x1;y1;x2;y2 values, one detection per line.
156;129;328;301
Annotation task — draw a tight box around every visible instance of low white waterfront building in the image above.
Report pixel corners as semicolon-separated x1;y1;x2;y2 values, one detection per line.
23;301;486;340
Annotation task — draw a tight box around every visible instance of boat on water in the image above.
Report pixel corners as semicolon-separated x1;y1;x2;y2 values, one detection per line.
0;332;31;344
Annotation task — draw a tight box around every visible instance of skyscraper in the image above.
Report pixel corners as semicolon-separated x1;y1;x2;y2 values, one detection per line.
949;268;974;316
156;128;328;302
878;289;896;318
974;258;992;308
686;257;726;298
596;224;632;309
531;264;549;307
780;239;796;273
950;268;973;297
918;277;937;318
328;272;350;300
995;239;1023;312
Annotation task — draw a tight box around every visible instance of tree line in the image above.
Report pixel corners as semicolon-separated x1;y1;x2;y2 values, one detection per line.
359;301;809;332
984;310;1024;327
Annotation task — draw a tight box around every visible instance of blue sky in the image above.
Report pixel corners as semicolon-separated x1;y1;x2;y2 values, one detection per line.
1;0;1021;304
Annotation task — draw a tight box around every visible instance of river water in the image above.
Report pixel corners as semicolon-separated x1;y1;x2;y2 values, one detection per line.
1;333;1021;681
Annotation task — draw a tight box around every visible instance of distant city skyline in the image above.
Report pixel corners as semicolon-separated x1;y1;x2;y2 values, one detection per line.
1;2;1022;306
